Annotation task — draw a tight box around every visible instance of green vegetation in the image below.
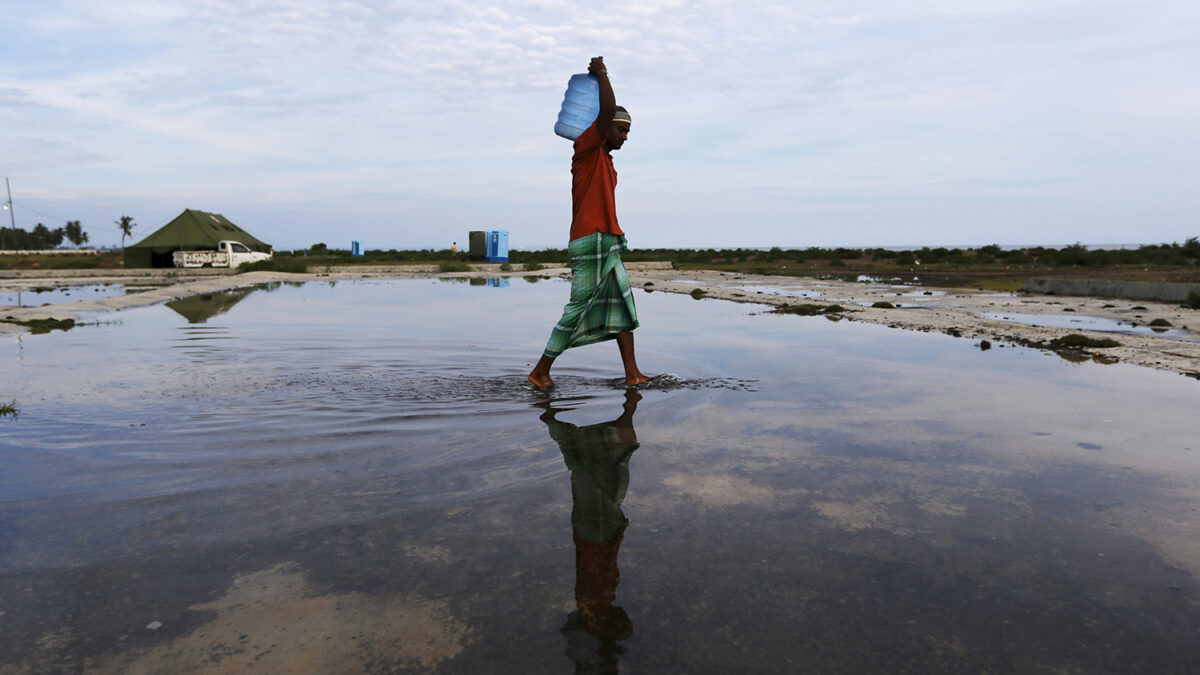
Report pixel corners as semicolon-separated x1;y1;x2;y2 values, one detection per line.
5;238;1199;289
690;288;707;299
773;303;849;316
0;220;91;249
0;317;76;334
1050;333;1121;349
115;215;136;257
437;262;472;273
1186;291;1200;309
238;258;311;274
499;262;512;271
871;301;896;309
1148;318;1173;327
0;400;17;417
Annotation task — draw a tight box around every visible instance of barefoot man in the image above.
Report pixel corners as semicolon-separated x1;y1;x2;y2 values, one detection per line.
528;56;650;389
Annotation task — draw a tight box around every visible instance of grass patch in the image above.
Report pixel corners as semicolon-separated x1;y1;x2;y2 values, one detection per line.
1148;318;1173;327
238;258;312;273
773;303;848;316
0;400;17;417
690;288;707;299
499;262;512;272
1051;333;1121;349
437;262;472;273
871;301;895;309
1185;291;1200;309
522;262;545;271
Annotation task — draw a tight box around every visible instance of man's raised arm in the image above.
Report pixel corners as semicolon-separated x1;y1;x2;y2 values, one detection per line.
589;56;616;132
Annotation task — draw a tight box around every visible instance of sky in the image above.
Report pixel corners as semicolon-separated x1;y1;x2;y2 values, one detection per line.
1;0;1198;251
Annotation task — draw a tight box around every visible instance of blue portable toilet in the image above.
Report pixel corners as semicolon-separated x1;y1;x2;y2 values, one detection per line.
351;240;363;257
485;230;509;262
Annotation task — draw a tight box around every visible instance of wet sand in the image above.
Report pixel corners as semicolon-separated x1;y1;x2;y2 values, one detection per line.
2;266;1198;379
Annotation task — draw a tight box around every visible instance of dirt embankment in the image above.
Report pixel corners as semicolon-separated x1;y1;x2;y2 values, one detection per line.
626;269;1200;380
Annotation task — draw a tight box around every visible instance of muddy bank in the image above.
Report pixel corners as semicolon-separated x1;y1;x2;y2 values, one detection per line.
3;267;1198;379
628;269;1200;380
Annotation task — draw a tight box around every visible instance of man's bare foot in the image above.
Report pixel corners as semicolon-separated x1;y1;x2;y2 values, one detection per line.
624;373;651;387
528;372;555;389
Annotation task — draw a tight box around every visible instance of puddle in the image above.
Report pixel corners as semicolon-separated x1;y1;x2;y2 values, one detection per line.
0;283;132;307
982;312;1198;341
3;279;1200;672
729;285;824;298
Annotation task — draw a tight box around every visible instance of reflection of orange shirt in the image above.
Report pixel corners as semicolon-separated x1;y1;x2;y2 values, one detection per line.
569;121;623;242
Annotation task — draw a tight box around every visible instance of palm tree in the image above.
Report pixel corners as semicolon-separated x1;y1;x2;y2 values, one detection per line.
116;215;136;262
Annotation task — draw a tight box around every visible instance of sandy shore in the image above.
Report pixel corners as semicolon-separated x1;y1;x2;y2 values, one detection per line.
3;267;1198;380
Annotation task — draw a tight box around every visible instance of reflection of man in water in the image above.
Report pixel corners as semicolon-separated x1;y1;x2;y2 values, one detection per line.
536;390;641;671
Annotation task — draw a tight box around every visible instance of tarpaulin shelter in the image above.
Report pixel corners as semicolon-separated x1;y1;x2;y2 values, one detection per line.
124;209;272;268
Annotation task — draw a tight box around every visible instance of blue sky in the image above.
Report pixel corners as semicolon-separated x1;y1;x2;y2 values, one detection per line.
2;0;1197;251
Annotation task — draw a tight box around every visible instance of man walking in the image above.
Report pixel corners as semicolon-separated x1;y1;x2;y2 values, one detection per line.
528;57;649;388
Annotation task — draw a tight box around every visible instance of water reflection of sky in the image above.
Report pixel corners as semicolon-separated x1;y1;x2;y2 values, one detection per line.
0;283;133;307
982;311;1198;341
3;279;1200;672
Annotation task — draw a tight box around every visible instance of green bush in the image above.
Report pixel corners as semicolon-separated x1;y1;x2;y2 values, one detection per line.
438;262;471;273
1051;333;1120;349
238;258;311;273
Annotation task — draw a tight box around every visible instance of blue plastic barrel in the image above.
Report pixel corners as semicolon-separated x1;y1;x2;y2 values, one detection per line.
554;73;600;140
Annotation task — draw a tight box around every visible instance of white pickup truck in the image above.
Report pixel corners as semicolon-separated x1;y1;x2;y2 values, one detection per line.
173;241;273;268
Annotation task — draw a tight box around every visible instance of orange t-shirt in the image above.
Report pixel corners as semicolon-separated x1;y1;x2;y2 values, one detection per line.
569;121;623;242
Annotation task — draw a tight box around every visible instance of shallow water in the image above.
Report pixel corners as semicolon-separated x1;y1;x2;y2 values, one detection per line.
0;283;134;307
982;311;1198;341
3;279;1200;673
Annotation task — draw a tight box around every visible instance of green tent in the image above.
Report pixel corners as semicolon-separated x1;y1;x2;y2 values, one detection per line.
124;209;272;268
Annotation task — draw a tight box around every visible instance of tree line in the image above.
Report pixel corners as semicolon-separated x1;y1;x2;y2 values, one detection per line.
1;215;137;250
0;221;88;249
287;237;1200;268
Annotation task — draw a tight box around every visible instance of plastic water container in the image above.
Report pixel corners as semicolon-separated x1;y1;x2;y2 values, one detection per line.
554;73;600;140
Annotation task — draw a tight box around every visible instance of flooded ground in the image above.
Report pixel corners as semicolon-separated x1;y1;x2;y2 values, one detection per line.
980;311;1199;342
3;278;1200;673
0;283;136;307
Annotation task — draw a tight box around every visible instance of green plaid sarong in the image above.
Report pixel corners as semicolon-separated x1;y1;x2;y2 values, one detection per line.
543;232;639;358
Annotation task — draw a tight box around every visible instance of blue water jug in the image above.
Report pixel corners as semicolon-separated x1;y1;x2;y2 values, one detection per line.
554;73;600;140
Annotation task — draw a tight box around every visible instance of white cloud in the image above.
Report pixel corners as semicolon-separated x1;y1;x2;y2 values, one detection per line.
2;0;1197;248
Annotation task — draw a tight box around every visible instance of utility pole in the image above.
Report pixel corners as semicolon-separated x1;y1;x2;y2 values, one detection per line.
4;178;15;250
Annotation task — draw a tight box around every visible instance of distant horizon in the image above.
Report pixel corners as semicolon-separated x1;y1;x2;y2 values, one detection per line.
9;240;1190;254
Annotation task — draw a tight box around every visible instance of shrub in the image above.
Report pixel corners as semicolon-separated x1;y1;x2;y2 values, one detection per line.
1051;333;1120;349
438;262;471;273
238;258;311;273
523;262;545;271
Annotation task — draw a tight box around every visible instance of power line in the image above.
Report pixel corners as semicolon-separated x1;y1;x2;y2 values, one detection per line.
10;200;72;225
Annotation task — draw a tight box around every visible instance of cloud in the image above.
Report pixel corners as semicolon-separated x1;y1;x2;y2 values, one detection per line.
3;0;1198;248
